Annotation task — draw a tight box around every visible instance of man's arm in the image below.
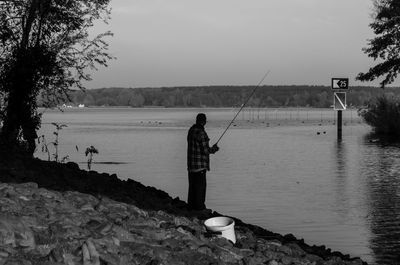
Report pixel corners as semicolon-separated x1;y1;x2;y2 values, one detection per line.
199;131;219;154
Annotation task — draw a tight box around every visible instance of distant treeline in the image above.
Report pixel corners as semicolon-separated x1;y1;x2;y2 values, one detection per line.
40;86;400;108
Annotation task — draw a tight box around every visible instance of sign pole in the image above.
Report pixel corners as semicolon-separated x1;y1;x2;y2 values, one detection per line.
331;78;348;141
337;110;342;140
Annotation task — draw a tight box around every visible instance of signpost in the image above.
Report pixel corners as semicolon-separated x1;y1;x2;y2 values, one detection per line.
334;92;346;110
331;78;348;140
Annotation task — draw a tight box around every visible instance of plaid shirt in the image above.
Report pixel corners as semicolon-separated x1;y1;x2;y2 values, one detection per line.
187;124;215;172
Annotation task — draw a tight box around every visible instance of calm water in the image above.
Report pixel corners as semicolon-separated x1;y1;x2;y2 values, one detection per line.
37;108;400;265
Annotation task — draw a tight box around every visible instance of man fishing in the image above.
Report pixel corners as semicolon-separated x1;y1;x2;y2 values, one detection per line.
187;113;219;211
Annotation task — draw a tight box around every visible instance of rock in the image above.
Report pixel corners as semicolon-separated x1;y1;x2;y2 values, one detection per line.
284;243;306;257
305;254;324;263
80;203;95;211
324;256;346;265
215;247;243;264
63;253;78;265
0;215;35;251
14;182;38;193
0;198;22;213
239;248;255;257
243;255;270;265
196;245;213;256
347;259;364;265
280;256;299;265
111;226;137;242
66;162;80;171
82;240;100;265
18;196;30;202
243;256;268;265
34;188;60;200
263;250;285;261
3;259;32;265
35;243;56;257
0;250;9;258
50;248;64;263
268;260;279;265
0;222;16;247
278;245;294;255
174;216;193;227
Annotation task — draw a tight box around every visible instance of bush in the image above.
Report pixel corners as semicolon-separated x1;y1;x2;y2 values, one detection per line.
358;94;400;136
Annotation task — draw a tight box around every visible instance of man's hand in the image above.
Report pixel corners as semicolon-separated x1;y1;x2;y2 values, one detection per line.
211;144;219;153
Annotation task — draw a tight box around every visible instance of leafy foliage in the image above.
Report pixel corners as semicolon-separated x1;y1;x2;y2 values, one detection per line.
357;0;400;87
358;94;400;136
0;0;113;155
37;122;69;162
85;145;98;170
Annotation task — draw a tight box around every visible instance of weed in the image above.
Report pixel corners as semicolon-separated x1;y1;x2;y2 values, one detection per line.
85;145;99;170
38;122;69;162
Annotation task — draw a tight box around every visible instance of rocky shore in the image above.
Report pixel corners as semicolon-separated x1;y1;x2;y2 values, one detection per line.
0;152;367;265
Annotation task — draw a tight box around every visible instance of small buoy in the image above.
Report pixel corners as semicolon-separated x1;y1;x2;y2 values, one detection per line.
323;131;326;134
317;132;321;135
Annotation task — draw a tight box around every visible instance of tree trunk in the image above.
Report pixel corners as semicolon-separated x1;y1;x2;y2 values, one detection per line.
0;0;40;155
1;52;38;156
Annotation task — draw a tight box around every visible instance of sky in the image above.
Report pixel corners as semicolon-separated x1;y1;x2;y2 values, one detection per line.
85;0;395;89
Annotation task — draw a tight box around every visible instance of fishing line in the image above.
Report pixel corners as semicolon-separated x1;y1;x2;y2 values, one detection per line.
215;70;271;145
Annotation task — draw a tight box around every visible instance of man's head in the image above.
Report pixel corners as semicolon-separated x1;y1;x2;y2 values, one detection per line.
196;113;207;126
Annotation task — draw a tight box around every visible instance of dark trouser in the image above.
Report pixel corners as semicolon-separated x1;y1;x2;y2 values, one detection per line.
187;170;207;210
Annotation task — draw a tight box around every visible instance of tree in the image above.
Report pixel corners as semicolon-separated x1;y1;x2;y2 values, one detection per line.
0;0;113;155
129;93;144;107
357;0;400;88
316;91;329;108
83;93;95;106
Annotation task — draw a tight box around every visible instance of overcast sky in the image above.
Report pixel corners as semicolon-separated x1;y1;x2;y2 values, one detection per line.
85;0;394;89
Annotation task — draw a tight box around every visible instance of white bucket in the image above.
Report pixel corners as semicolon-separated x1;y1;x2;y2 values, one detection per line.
204;216;236;244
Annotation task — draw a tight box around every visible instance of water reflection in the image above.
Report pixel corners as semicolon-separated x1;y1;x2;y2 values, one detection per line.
333;139;349;217
335;139;347;178
361;138;400;265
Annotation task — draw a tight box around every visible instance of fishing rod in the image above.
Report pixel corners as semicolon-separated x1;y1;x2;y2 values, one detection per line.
215;70;271;145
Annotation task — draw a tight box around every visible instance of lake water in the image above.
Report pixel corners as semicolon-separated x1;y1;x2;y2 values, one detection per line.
37;108;400;265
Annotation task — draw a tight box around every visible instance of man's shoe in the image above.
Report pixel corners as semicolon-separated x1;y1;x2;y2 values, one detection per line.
192;208;212;219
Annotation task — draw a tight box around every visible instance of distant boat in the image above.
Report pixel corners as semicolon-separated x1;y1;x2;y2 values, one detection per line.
78;104;85;108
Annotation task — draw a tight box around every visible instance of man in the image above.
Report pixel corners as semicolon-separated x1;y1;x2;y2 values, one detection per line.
187;113;219;211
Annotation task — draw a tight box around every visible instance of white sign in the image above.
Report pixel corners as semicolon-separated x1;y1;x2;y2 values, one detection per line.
331;78;349;90
334;92;346;110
